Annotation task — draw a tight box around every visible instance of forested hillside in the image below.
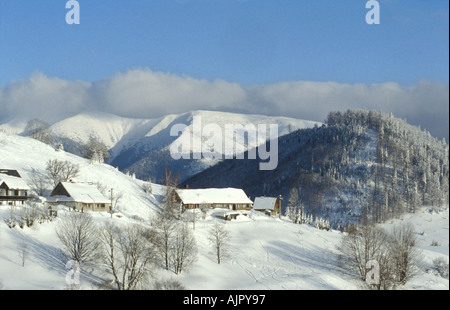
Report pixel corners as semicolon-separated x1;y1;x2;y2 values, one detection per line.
184;110;449;228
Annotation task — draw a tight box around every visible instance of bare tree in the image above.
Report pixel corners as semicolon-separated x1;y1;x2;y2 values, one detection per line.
170;222;197;274
161;167;181;220
18;203;40;228
432;257;449;279
208;222;231;264
6;206;18;228
338;225;394;290
286;186;304;224
151;214;177;271
111;190;123;213
24;119;53;145
142;180;153;195
27;168;52;196
17;242;29;267
149;173;182;271
46;159;80;186
338;223;421;290
97;222;119;288
99;222;155;290
153;278;186;290
389;223;421;285
56;212;101;264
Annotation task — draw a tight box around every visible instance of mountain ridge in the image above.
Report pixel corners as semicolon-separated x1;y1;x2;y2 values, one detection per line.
1;110;321;182
184;110;449;228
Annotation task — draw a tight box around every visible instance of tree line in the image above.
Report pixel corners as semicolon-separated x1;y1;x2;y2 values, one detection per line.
284;110;449;228
51;168;231;290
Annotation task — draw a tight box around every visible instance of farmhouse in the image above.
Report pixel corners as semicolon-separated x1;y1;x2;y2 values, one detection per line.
48;181;111;212
175;187;253;211
252;196;282;217
0;169;30;206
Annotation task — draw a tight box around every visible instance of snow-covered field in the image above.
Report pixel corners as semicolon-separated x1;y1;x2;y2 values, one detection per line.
0;205;448;290
0;131;448;290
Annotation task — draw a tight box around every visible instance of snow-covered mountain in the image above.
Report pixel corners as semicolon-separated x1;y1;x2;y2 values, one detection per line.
184;110;450;228
2;110;321;182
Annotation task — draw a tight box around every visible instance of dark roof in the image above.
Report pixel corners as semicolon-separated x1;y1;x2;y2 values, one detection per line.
0;169;21;178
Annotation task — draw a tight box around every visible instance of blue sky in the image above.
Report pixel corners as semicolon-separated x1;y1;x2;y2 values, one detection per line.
0;0;449;140
1;0;448;86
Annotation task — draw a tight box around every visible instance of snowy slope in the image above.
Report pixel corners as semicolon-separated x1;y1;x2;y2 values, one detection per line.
0;131;161;219
0;131;448;290
0;203;448;290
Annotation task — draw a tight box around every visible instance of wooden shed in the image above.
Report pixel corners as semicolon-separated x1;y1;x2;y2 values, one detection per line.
252;196;282;217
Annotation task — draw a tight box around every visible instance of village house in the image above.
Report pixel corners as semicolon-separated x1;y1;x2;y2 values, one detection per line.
252;196;282;217
0;169;30;206
48;181;111;212
175;187;253;211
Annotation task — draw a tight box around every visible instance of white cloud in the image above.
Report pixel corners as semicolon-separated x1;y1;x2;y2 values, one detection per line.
0;69;448;140
246;80;449;140
0;72;90;123
89;69;247;118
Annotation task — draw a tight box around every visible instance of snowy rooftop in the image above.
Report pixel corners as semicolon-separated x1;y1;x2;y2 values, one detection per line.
253;197;278;211
49;181;111;204
175;188;253;205
0;174;29;190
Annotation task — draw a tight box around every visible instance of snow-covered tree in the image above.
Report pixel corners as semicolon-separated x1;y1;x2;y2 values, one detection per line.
81;138;110;163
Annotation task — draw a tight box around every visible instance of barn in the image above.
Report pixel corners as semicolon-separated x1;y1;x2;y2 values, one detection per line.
175;187;253;211
252;196;282;217
48;181;111;212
